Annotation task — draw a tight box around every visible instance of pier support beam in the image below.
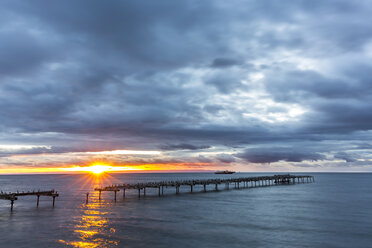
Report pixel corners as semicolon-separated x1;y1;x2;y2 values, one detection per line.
52;196;56;207
99;190;101;200
203;184;206;192
86;193;89;204
37;195;40;207
123;189;126;199
114;191;117;202
138;189;141;198
10;200;14;211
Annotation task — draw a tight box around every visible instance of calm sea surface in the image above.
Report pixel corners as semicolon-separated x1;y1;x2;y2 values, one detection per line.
0;173;371;248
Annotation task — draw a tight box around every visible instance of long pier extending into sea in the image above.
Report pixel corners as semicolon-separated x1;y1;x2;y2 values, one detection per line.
94;174;314;201
0;190;59;211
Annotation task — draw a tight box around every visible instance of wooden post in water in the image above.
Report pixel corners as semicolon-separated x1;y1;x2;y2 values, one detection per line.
10;200;14;211
52;196;56;207
123;189;126;199
37;195;40;207
99;190;101;200
215;184;218;191
203;184;206;192
114;190;117;202
143;188;146;196
158;186;161;196
86;192;89;204
190;185;193;193
138;188;141;198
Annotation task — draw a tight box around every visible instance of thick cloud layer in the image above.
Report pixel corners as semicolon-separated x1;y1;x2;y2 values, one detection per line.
1;0;372;171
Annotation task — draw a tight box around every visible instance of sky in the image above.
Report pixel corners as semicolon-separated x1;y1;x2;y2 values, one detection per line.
1;0;372;173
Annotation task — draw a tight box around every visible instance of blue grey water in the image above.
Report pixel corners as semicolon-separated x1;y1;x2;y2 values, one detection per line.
0;173;371;248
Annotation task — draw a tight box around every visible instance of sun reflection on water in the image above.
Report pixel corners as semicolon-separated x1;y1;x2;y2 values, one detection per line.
59;173;120;247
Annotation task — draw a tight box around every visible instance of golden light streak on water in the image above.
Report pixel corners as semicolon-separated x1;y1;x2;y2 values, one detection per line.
58;174;119;247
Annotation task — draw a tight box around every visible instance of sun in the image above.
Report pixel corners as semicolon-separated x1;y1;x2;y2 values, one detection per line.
85;165;112;174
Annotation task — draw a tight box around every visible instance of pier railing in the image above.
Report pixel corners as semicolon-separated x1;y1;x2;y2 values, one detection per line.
94;174;314;201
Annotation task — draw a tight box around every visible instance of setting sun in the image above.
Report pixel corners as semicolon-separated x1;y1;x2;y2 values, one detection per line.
85;165;112;174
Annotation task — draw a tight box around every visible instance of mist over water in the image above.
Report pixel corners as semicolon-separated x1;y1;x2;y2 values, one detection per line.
0;173;371;248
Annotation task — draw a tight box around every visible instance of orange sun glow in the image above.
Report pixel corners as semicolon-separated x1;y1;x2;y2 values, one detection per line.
83;165;112;174
0;162;214;174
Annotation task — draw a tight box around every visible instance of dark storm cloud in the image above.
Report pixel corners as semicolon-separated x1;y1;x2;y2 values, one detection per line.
333;152;357;163
353;143;372;150
205;72;245;94
0;31;52;76
215;154;236;163
1;0;372;169
160;144;211;151
211;58;242;68
236;148;326;164
0;146;107;157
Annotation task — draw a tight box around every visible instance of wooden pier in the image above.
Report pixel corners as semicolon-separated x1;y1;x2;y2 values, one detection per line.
0;190;59;211
94;174;314;201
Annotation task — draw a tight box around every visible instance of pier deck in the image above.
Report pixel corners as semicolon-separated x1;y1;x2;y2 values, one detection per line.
94;174;314;201
0;190;59;211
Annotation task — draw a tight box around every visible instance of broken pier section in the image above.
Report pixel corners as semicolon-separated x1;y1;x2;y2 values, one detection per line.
0;190;59;211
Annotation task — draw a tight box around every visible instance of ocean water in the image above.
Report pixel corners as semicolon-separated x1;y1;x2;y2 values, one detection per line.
0;173;371;248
